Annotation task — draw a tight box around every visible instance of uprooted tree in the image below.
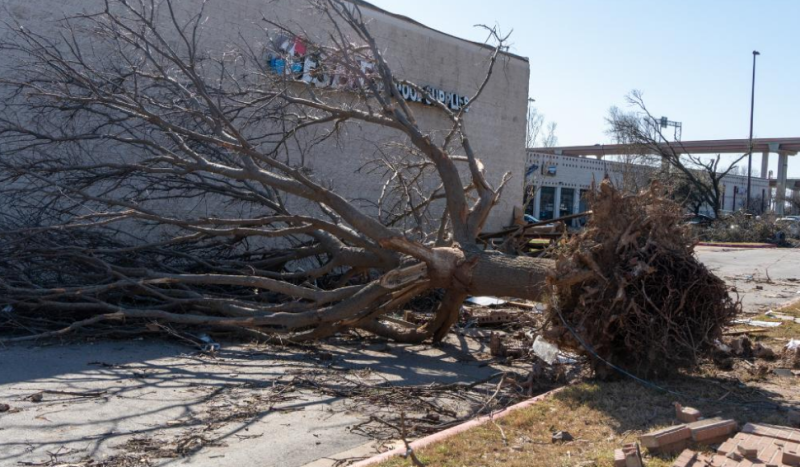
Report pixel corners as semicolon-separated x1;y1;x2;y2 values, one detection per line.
0;0;737;375
0;0;554;344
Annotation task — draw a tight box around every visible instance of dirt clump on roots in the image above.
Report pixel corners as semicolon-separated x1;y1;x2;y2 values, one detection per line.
546;180;740;379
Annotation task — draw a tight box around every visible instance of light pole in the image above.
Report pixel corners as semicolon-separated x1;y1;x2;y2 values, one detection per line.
746;50;760;212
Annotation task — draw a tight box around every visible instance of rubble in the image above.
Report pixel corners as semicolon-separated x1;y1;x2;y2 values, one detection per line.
640;418;737;455
674;403;702;423
551;431;573;443
0;403;9;412
640;424;692;453
725;335;752;358
532;335;559;365
733;318;782;328
613;442;643;467
672;423;800;467
465;296;507;307
753;342;777;359
784;339;800;368
687;418;738;444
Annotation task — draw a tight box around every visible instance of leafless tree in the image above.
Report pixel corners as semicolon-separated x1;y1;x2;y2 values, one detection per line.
540;121;558;148
607;90;747;218
525;100;557;149
0;0;560;344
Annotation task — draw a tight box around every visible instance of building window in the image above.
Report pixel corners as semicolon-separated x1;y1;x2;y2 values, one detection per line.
539;186;556;220
560;188;575;218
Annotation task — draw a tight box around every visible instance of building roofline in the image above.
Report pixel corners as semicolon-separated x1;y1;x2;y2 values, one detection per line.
352;0;529;63
529;137;800;156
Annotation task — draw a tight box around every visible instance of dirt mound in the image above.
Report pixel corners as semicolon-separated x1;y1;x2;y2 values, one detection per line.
547;181;740;378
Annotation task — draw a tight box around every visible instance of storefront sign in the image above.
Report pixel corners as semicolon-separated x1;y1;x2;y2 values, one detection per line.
267;35;469;111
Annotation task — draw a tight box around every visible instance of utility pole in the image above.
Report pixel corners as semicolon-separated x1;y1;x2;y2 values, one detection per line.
746;50;760;212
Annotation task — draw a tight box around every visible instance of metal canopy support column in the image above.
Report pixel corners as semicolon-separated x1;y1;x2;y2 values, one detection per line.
533;187;542;219
553;187;562;221
572;191;581;227
761;150;770;179
776;150;789;216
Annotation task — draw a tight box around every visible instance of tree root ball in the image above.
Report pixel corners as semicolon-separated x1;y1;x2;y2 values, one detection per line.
546;180;740;379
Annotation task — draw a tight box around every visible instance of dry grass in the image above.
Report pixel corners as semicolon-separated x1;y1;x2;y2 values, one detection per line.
378;376;795;467
376;304;800;467
749;301;800;345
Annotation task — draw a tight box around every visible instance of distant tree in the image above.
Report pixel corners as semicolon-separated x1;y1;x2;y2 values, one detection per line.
526;100;558;148
607;90;748;218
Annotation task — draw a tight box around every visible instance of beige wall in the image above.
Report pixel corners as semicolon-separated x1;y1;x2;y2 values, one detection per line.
1;0;530;233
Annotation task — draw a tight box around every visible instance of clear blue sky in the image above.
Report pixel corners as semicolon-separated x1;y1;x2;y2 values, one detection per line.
368;0;800;177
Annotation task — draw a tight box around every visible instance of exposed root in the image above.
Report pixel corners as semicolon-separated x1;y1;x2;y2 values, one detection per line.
547;180;740;378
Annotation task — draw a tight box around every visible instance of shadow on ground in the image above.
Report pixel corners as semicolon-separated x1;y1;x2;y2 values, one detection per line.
0;333;509;467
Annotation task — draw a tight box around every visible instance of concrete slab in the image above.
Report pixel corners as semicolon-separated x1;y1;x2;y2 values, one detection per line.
696;246;800;314
0;335;505;467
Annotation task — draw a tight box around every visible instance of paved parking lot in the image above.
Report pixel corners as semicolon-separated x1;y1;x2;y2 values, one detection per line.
696;246;800;314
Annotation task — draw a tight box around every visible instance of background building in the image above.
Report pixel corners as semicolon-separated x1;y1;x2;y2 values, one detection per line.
525;151;773;223
0;0;530;232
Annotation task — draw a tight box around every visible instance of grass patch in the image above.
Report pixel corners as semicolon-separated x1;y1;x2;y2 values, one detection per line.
749;303;800;345
378;377;793;467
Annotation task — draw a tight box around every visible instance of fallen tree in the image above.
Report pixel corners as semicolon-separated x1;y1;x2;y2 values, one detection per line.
0;0;739;377
0;0;552;344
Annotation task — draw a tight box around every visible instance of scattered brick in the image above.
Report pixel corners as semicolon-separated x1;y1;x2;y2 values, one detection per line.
742;422;800;443
620;442;643;467
736;444;758;459
675;402;702;423
688;417;738;444
783;446;800;465
614;448;626;467
671;449;698;467
640;424;692;453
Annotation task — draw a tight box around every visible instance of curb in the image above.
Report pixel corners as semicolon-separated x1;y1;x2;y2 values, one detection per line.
697;242;777;249
349;386;565;467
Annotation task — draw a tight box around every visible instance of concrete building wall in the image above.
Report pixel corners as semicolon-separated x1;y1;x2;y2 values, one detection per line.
0;0;529;233
525;152;772;221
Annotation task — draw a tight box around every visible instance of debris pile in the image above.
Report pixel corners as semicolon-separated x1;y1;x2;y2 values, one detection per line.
547;181;740;378
671;423;800;466
784;339;800;369
614;442;643;467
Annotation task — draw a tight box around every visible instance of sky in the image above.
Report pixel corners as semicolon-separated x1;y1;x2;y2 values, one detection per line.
368;0;800;178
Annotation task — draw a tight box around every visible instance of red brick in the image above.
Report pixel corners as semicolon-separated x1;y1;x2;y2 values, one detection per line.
671;449;698;467
742;423;800;444
641;424;692;450
614;448;627;467
675;403;703;423
760;442;781;464
717;440;738;455
736;444;758;459
783;447;800;465
688;418;738;443
622;443;643;467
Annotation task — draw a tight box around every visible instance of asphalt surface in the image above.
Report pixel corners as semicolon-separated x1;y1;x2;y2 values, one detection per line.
695;246;800;314
0;335;502;467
